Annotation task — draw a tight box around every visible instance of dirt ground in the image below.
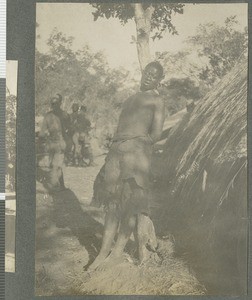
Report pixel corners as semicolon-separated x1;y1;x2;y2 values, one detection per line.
35;156;205;296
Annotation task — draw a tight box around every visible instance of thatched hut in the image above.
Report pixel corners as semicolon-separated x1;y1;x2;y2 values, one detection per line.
157;59;247;295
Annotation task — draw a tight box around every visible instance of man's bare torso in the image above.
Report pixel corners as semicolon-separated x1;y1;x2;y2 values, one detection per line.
116;90;165;142
40;112;63;141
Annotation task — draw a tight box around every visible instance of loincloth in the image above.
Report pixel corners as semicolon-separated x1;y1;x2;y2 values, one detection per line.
93;135;153;217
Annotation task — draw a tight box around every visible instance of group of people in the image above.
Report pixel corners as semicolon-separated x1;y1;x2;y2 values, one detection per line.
37;94;95;193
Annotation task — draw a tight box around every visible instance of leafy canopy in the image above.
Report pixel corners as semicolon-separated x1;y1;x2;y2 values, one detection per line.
91;3;184;40
157;16;247;90
187;16;247;84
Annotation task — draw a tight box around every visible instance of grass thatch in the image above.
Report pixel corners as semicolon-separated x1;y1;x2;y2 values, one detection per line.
156;59;247;295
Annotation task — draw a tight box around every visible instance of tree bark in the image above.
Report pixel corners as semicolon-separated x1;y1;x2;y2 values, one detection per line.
133;4;154;71
132;4;158;263
137;214;158;264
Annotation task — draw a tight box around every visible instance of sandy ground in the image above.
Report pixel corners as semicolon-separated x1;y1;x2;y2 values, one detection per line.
35;156;205;296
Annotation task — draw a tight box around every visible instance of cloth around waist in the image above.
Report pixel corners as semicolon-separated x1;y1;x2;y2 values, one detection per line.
108;136;152;156
110;135;153;153
112;134;153;143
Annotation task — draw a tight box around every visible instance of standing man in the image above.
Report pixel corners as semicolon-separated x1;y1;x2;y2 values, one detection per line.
38;94;69;192
55;94;72;165
73;105;95;167
89;61;165;271
67;103;79;165
78;105;95;167
70;103;79;131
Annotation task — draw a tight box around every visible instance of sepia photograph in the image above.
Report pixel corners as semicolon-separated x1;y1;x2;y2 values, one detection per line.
5;60;18;273
35;2;248;296
5;60;17;200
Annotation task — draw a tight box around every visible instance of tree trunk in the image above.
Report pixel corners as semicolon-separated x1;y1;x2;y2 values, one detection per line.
137;214;158;264
133;4;154;71
132;4;158;263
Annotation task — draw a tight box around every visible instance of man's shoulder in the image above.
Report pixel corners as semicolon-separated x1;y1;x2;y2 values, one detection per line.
139;91;164;106
42;111;55;125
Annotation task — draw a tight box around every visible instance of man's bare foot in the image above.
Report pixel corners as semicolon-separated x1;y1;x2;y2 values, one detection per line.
96;254;126;272
87;254;107;271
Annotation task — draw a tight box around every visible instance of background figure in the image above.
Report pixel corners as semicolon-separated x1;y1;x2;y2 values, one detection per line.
38;94;67;192
66;103;79;165
54;94;72;166
72;105;95;167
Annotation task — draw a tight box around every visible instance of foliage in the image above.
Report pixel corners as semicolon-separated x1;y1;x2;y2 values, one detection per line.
36;29;138;144
91;3;184;40
156;51;203;84
187;16;247;85
158;77;202;115
155;15;247;111
6;94;17;192
167;78;202;101
6;94;16;160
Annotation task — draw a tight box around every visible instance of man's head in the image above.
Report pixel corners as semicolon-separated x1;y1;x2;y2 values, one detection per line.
50;94;62;112
72;103;79;113
140;61;164;92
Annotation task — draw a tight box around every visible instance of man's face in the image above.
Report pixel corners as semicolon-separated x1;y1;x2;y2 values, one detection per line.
51;101;61;112
140;66;162;91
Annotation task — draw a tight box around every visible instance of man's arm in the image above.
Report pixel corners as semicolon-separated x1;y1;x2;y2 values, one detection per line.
39;114;49;138
149;98;165;143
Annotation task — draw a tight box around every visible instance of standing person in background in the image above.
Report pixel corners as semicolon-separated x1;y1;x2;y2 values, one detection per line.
71;103;81;166
53;94;72;166
67;103;80;165
73;105;96;167
79;105;95;166
70;103;79;129
38;94;68;192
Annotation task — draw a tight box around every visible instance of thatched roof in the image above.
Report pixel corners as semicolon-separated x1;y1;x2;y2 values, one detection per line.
157;59;247;295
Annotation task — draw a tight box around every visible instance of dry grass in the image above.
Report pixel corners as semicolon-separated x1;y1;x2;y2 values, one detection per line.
80;238;205;295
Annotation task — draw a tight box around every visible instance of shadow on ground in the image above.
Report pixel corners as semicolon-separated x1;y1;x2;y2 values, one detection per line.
51;188;105;269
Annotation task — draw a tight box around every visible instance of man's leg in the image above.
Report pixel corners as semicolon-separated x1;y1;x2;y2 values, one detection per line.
86;145;95;166
88;206;119;271
110;212;136;257
72;132;80;165
48;166;60;191
94;212;137;271
64;135;73;165
46;146;65;191
82;134;95;166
